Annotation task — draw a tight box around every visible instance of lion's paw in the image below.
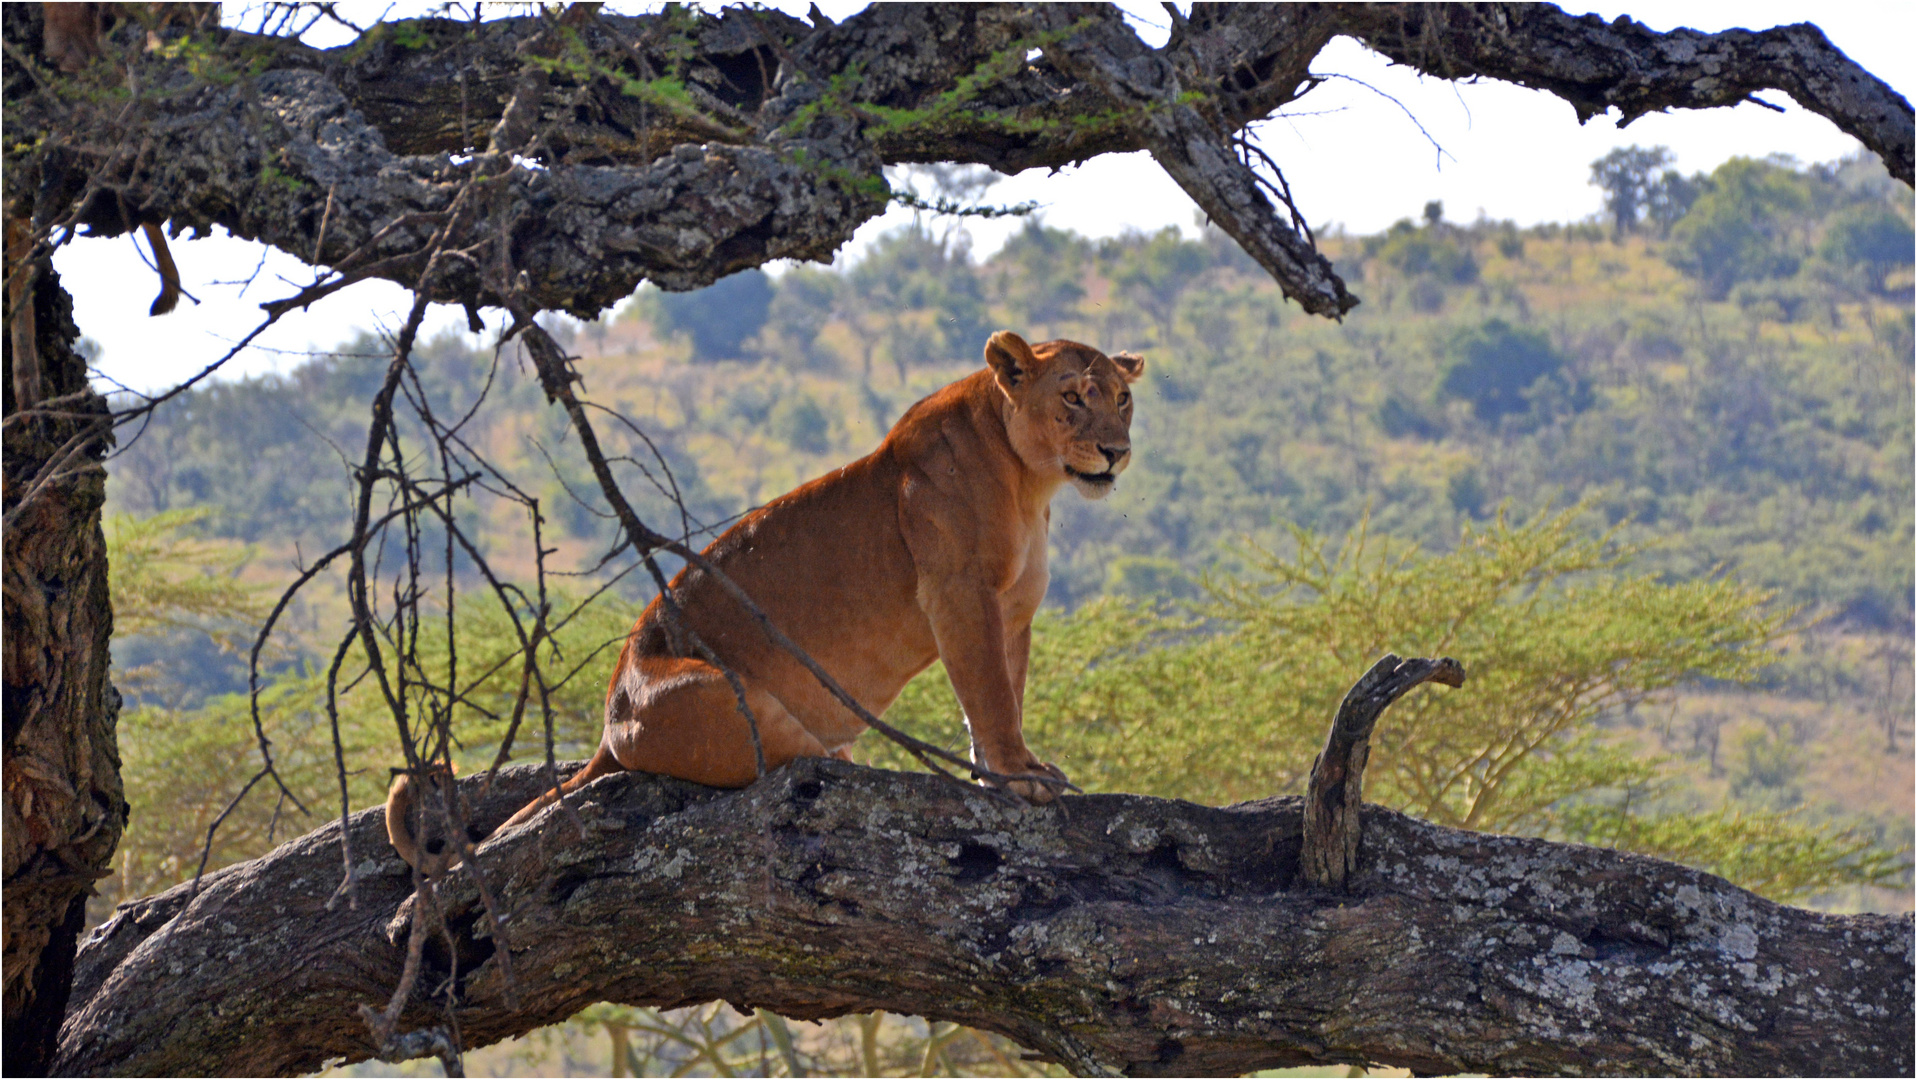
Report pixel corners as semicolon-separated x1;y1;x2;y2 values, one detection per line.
987;761;1070;804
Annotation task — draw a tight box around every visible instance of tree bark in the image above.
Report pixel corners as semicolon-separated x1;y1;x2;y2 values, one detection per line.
57;759;1913;1078
1301;655;1465;890
2;259;126;1073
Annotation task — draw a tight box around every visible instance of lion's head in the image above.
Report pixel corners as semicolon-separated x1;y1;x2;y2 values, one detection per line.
985;331;1144;500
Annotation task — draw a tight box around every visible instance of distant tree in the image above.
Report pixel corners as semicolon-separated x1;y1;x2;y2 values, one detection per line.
994;221;1091;329
761;266;843;369
766;393;832;454
1667;156;1814;297
1819;202;1916;292
1439;318;1570;422
104;509;266;650
1589;145;1675;235
1446;467;1488;517
1108;227;1212;340
652;269;776;360
1642;167;1707;235
844;224;991;379
1370;218;1479;283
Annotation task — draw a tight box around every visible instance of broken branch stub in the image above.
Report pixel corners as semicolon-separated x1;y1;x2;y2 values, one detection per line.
1302;655;1466;890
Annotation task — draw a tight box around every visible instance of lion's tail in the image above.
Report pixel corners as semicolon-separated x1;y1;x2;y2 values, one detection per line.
494;743;626;834
386;745;626;876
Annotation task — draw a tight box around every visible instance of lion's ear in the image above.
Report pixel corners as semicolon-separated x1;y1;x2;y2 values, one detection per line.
1110;351;1145;383
985;330;1041;397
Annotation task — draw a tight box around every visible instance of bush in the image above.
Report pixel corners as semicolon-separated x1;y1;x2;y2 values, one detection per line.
652;269;776;359
1438;319;1569;422
1370;219;1479;283
768;394;833;454
1376;393;1443;440
1819;203;1915;292
1666;157;1812;298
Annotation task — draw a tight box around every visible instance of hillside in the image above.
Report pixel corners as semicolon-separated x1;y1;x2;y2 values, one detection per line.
110;154;1913;622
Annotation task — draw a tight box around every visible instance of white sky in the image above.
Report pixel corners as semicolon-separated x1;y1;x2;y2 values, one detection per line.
55;1;1915;393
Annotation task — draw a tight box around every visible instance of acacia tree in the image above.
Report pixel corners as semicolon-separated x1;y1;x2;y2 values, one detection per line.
3;3;1912;1075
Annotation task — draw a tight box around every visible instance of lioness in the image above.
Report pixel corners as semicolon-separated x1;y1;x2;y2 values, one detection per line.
390;330;1141;873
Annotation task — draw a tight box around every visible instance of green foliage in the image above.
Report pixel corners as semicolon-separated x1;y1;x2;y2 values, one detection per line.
1667;156;1815;297
101;583;638;910
846;223;993;376
1370;218;1479;284
1589;145;1675;234
1110;226;1213;332
1819;203;1915;292
1727;725;1803;804
527;1004;1055;1079
1102;555;1196;600
110;672;351;905
1642;167;1706;236
768;393;833;454
1446;467;1487;517
994;222;1091;328
643;269;775;360
329;1002;1061;1077
1548;798;1906;903
384;19;432;51
109;151;1912;627
103;507;277;708
1438;318;1573;423
105;508;266;648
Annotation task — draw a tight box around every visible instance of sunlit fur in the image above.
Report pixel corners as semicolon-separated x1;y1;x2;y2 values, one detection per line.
391;331;1145;874
384;763;471;879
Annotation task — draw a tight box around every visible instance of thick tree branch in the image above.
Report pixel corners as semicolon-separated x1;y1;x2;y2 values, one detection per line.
1038;6;1354;317
58;759;1913;1078
5;4;1907;326
1328;4;1915;186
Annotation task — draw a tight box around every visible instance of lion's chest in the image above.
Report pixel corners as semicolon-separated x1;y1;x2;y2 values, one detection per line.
1000;509;1049;630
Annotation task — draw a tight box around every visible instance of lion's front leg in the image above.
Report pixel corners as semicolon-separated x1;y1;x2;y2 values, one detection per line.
922;584;1068;803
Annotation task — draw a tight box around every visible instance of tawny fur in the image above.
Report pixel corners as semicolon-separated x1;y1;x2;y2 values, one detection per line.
392;331;1143;874
384;764;470;880
41;3;107;73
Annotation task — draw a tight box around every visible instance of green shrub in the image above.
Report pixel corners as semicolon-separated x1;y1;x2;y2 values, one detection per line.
1438;319;1570;423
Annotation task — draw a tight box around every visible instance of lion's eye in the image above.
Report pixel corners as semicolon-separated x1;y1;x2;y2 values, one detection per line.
1118;392;1130;406
1064;391;1082;406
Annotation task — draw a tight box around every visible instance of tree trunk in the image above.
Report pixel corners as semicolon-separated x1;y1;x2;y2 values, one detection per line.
58;760;1913;1077
3;257;126;1074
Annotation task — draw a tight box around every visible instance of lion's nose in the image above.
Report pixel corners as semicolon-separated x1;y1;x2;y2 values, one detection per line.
1099;444;1128;468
